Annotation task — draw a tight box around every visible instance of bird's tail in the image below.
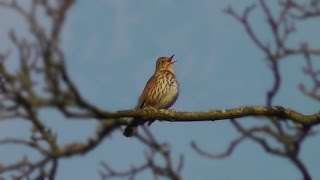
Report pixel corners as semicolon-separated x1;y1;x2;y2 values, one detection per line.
123;118;140;137
123;118;154;137
123;124;137;137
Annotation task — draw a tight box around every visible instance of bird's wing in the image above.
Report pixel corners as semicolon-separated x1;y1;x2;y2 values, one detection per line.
136;74;156;109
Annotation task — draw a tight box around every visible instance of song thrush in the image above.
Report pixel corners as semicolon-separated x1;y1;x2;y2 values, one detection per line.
123;55;179;137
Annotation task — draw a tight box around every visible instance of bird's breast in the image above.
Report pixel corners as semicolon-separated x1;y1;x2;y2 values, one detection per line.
145;71;179;109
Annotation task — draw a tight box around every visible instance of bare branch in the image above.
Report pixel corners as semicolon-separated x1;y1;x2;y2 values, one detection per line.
109;106;320;126
191;136;246;159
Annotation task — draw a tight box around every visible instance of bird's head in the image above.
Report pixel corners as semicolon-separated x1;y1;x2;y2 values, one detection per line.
155;55;176;73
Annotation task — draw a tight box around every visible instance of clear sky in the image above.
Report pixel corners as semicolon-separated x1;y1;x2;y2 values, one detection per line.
1;0;320;179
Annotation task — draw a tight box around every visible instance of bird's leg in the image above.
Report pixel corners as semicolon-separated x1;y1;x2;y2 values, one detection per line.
164;109;176;113
155;109;177;124
142;106;158;112
147;108;177;126
141;107;158;126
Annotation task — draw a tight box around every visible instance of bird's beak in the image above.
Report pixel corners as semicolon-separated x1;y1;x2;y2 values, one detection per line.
169;54;177;63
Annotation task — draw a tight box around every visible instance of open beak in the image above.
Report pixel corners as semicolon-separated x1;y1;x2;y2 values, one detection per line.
169;54;177;63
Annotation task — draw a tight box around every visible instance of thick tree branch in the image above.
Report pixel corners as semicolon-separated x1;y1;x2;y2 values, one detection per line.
107;106;320;126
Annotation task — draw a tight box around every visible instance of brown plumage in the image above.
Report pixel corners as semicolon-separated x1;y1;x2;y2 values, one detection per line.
123;55;179;137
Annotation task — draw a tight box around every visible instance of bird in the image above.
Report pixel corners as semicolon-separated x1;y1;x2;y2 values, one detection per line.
123;55;179;137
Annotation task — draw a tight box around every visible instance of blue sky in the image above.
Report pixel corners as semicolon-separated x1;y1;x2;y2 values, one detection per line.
1;0;320;179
